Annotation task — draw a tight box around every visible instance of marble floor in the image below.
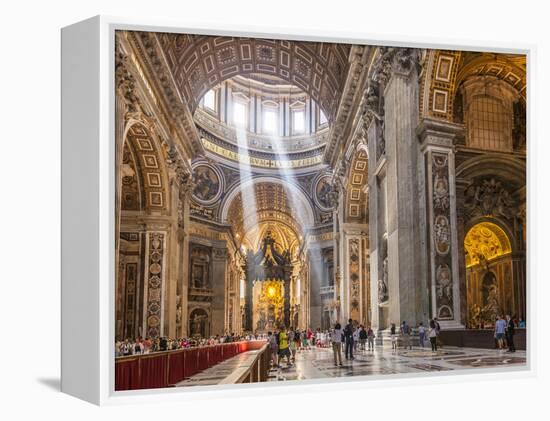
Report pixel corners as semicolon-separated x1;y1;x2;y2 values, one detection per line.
269;345;527;382
175;345;526;387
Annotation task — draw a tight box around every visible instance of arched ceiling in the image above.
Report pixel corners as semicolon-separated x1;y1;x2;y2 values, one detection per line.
421;51;526;122
124;123;169;212
156;34;351;123
225;182;308;255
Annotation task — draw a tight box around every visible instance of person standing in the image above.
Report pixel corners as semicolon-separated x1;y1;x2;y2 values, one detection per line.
268;331;278;367
418;322;426;348
278;327;292;367
359;325;367;351
367;326;375;351
331;323;343;366
344;319;354;360
390;323;397;351
434;317;442;349
494;315;507;350
400;321;412;350
505;314;516;353
428;319;438;352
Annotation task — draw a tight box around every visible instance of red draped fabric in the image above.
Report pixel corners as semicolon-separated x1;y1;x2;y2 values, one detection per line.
183;347;199;378
115;341;267;391
167;351;185;385
139;354;168;389
115;358;140;391
197;347;209;371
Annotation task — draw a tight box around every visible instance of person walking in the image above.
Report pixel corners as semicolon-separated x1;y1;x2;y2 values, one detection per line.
353;325;361;352
359;325;367;351
390;323;397;351
494;315;507;350
505;314;516;353
418;322;426;348
400;321;412;350
288;328;297;361
367;326;375;351
429;319;438;352
344;319;354;360
331;323;343;366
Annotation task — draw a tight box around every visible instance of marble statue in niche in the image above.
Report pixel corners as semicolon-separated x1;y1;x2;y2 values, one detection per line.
192;165;220;202
378;257;389;303
189;309;208;337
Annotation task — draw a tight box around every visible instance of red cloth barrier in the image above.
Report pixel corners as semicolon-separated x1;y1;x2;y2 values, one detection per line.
197;347;209;371
167;351;185;386
115;341;267;391
183;347;199;378
115;358;140;391
139;354;168;389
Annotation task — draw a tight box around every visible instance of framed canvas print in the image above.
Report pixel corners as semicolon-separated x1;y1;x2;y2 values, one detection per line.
61;16;531;405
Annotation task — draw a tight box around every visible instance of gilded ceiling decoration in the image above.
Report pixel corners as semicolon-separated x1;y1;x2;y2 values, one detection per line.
421;51;526;122
345;148;368;221
464;221;512;268
226;182;305;255
124;123;168;211
156;34;350;123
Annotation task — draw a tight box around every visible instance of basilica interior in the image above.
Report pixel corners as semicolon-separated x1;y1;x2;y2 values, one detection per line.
114;31;527;345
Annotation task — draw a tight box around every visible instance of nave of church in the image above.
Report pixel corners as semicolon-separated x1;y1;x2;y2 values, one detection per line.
114;30;527;390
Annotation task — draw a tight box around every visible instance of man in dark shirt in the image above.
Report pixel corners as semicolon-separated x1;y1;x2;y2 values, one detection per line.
506;314;516;353
344;319;354;360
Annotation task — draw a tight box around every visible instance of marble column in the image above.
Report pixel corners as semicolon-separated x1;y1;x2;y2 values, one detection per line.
308;247;323;330
417;118;465;329
381;49;424;327
142;230;167;339
176;193;190;337
211;247;228;336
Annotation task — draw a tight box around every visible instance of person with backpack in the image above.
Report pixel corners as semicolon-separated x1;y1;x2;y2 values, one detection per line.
390;323;397;351
434;317;442;349
344;319;354;360
268;331;279;367
359;325;368;351
400;321;412;350
429;319;438;352
367;326;375;351
331;322;343;366
418;322;426;348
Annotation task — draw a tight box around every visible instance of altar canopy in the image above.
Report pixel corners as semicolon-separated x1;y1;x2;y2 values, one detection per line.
243;232;293;332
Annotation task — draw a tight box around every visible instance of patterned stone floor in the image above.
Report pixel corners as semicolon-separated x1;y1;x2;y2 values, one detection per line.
175;345;526;387
268;345;526;382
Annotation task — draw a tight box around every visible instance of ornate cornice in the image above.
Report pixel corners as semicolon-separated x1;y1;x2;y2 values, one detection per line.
324;45;373;168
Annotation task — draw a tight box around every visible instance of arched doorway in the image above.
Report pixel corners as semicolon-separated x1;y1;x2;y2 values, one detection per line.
464;221;513;328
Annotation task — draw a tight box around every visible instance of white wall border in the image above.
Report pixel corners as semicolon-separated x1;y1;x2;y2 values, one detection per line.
61;14;536;406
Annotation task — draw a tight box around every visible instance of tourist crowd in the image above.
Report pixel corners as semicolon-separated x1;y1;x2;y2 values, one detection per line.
116;313;518;360
115;332;266;357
